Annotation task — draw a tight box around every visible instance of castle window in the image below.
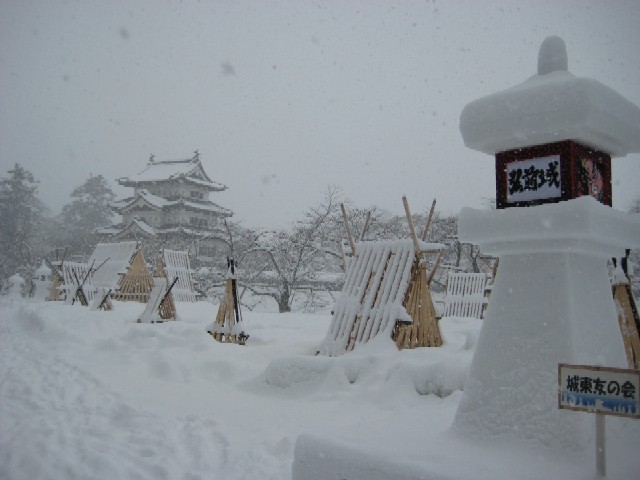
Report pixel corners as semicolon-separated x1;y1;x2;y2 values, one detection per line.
189;217;207;228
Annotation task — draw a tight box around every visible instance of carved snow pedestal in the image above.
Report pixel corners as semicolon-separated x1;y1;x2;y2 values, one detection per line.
452;197;640;448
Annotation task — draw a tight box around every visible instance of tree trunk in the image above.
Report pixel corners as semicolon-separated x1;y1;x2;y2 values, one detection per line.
278;281;291;313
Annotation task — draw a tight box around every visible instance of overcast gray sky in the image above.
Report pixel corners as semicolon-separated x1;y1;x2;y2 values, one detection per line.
1;0;639;229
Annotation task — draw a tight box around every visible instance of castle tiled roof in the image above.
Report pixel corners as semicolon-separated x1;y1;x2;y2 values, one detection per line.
117;155;227;191
102;217;228;239
110;189;232;216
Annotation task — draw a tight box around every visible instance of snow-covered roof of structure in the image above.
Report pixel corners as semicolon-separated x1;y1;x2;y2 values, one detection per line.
130;217;157;236
107;217;228;239
111;189;233;216
460;36;640;157
103;218;157;239
117;154;227;191
96;227;122;236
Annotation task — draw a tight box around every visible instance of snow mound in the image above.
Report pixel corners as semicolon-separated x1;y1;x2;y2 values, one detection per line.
264;356;337;389
293;434;440;480
259;319;473;398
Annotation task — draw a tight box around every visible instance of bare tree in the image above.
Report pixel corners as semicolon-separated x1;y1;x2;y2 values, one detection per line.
238;186;345;312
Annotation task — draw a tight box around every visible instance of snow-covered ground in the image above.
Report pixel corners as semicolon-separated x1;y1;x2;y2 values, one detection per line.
1;297;638;479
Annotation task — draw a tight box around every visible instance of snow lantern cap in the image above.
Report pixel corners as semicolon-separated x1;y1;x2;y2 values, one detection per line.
537;36;568;75
459;36;640;157
35;260;51;276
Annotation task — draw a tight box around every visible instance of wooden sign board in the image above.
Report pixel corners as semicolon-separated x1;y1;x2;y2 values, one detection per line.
558;363;640;418
496;140;612;209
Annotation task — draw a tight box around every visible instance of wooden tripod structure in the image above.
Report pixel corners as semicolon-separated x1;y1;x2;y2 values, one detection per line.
110;247;154;303
612;252;640;370
208;258;249;345
45;248;67;301
392;197;444;349
137;256;178;323
317;197;444;356
155;257;178;320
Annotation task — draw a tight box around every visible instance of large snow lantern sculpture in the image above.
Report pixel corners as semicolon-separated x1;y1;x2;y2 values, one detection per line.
453;36;640;449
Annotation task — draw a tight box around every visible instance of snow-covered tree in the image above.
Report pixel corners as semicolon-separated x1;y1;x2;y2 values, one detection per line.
0;164;47;286
59;174;115;255
238;186;345;312
354;206;495;292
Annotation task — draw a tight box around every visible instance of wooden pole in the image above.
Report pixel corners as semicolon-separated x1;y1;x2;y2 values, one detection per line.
596;413;606;477
428;249;445;285
421;199;437;241
339;242;348;272
159;276;178;308
360;211;371;241
402;196;421;256
341;203;356;256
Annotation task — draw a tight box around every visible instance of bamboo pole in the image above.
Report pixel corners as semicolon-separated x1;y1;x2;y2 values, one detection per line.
341;203;356;256
612;264;640;369
339;242;348;272
428;249;445;285
421;198;437;241
402;196;421;256
360;211;371;241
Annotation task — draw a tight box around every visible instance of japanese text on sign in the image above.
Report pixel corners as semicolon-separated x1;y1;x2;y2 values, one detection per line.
558;364;640;418
507;155;561;203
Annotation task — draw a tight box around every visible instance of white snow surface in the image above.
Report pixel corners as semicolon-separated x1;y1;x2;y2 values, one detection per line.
1;297;638;479
459;39;640;157
458;195;640;258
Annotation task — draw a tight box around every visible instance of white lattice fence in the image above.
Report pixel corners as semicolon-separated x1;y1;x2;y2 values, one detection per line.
61;262;94;303
443;272;488;319
162;249;197;302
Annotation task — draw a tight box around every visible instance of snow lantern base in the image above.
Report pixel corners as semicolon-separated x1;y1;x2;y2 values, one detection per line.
452;196;640;449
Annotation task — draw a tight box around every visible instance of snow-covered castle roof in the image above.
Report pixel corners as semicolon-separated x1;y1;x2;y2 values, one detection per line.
111;189;232;216
117;152;228;191
459;36;640;157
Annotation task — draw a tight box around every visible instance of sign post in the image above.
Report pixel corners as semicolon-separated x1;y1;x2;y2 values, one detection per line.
595;412;605;477
558;363;640;477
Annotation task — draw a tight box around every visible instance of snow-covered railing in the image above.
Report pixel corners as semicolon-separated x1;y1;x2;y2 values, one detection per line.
443;272;488;319
162;249;197;302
